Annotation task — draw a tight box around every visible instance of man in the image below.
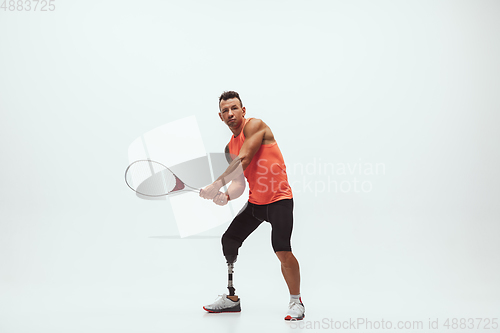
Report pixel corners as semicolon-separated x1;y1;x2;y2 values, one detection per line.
199;91;305;321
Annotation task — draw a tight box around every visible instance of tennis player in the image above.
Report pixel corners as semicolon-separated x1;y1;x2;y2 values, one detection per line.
199;91;305;321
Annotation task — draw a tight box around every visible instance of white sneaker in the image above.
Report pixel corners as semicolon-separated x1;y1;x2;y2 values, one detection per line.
203;294;241;313
284;301;305;321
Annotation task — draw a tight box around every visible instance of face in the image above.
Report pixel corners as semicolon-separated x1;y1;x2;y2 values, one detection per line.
219;98;246;129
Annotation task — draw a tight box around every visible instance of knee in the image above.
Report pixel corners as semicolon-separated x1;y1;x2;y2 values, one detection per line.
222;233;242;263
276;251;295;265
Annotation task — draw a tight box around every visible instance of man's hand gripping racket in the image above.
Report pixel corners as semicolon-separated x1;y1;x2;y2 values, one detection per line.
200;179;229;206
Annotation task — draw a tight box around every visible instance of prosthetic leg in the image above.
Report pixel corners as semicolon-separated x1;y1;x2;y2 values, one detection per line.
225;254;237;297
202;255;241;312
227;262;235;296
202;233;242;312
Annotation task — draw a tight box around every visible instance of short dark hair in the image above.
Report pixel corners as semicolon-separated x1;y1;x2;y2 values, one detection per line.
219;91;243;108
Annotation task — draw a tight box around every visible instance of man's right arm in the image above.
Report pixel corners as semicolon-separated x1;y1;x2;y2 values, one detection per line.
200;121;265;201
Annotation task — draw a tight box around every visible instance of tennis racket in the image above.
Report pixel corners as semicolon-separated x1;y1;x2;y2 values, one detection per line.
125;159;200;197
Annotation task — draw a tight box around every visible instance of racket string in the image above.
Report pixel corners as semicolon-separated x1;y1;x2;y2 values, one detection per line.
126;161;178;196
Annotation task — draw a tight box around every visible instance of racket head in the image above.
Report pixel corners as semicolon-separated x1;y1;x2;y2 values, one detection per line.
125;160;197;197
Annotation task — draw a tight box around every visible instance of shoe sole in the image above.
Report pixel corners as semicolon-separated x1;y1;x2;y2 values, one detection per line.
203;306;241;313
284;314;305;321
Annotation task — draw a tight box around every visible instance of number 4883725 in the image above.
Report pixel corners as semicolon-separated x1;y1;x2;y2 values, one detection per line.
1;0;56;11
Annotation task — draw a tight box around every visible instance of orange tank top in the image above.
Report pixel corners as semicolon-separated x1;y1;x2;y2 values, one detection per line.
228;118;293;205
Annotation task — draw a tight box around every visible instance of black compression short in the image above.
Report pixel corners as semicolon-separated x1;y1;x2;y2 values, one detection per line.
223;198;294;253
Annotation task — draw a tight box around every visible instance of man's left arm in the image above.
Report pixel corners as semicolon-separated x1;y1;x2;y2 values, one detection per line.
237;119;266;170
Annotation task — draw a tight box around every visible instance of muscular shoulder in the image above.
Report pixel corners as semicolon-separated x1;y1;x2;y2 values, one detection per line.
243;118;275;144
243;118;267;136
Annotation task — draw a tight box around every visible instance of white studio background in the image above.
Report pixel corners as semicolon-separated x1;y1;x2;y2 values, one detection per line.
1;1;499;332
